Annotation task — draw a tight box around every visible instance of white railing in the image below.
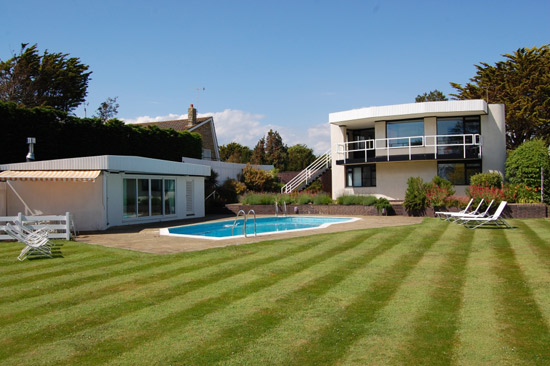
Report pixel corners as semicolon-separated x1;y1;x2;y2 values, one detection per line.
336;134;482;162
281;149;331;194
0;212;74;241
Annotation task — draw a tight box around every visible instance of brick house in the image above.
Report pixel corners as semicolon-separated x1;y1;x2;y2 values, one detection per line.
135;104;220;161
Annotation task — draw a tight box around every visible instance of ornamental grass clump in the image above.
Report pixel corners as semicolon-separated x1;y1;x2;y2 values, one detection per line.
336;195;378;206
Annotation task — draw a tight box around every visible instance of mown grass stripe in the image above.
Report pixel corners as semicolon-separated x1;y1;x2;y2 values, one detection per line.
0;255;133;288
286;221;447;366
47;230;382;366
0;243;106;275
0;257;154;303
0;252;127;282
396;223;474;365
0;243;265;328
491;229;550;363
158;227;417;366
513;220;550;272
0;234;328;361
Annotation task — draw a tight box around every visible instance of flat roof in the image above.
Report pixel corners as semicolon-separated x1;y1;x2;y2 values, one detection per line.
329;100;489;127
0;155;211;177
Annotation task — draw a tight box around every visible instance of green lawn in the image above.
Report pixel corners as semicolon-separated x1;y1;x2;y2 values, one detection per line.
1;218;550;365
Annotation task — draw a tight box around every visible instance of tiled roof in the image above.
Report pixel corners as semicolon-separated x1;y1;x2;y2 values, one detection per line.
134;117;212;132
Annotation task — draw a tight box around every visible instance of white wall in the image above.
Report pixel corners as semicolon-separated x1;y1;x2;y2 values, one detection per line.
181;156;273;183
482;104;506;176
3;176;107;231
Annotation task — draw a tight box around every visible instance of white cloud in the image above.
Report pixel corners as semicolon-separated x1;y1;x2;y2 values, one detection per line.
122;109;331;155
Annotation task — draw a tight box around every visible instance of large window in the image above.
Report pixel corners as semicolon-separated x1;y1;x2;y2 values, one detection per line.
437;116;480;157
437;161;481;185
386;120;424;147
123;178;176;219
346;165;376;187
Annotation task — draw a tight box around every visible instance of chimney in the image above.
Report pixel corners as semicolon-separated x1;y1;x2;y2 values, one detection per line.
187;104;197;127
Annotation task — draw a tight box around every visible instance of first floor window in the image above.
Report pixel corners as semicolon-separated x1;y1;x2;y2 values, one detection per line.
346;165;376;187
437;161;481;185
123;178;176;218
387;120;424;147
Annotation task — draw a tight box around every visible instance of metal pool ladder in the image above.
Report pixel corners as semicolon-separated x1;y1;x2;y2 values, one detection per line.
231;209;257;237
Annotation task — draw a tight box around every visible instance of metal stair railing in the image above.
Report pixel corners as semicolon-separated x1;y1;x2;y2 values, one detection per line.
281;149;331;194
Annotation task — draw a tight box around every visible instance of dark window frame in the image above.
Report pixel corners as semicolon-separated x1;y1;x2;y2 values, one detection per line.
346;164;377;187
437;160;482;186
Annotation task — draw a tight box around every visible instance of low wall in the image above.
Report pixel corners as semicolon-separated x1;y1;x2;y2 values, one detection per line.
226;203;548;218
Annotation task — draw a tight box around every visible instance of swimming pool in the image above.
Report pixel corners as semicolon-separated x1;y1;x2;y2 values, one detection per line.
160;216;358;240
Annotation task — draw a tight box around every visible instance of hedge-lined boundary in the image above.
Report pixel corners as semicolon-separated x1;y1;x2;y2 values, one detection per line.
0;102;202;163
226;203;548;218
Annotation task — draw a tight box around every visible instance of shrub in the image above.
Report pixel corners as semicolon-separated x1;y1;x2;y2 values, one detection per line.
313;193;333;205
336;195;378;206
403;177;427;213
241;165;278;192
467;185;506;207
240;193;277;205
424;176;455;208
470;172;502;188
506;139;550;203
374;198;393;215
504;183;542;203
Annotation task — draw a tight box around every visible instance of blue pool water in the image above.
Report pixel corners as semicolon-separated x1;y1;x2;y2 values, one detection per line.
162;216;357;240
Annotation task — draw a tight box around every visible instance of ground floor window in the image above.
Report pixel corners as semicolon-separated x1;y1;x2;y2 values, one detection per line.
437;161;481;185
123;178;176;219
346;165;376;187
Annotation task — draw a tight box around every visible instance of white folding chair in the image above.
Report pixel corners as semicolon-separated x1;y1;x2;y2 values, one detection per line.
5;222;53;261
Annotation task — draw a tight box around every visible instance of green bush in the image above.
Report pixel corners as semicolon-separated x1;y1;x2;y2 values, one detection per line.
374;198;393;215
296;193;314;205
425;176;455;207
240;193;277;205
336;195;378;206
313;193;333;205
403;177;427;213
505;139;550;203
241;165;279;192
469;172;503;188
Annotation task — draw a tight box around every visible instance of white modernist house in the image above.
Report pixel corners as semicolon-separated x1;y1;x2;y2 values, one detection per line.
330;100;506;200
0;155;210;231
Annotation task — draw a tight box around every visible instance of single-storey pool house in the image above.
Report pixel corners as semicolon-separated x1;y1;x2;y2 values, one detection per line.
0;155;210;231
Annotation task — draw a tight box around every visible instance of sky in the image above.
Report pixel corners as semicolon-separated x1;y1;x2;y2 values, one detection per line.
2;0;549;154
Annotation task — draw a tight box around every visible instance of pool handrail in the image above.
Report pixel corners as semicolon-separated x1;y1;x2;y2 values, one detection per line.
246;210;257;237
231;210;246;236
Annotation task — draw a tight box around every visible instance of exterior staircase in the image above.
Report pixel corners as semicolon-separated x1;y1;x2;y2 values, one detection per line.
281;149;331;194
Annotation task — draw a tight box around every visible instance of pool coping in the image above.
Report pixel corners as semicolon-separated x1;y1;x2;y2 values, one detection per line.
75;214;424;254
160;216;361;240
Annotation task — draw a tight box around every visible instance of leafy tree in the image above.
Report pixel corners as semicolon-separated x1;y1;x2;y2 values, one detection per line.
415;90;448;102
287;144;316;171
265;129;288;170
450;45;550;149
94;96;119;123
0;43;91;112
241;164;278;192
251;137;267;165
219;142;251;163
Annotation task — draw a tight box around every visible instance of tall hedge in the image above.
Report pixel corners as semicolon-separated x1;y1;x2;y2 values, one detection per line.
0;102;202;164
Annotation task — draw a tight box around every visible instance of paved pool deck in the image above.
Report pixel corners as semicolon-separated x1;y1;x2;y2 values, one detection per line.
75;214;424;254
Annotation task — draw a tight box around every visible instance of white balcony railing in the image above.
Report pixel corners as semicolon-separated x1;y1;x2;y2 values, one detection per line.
336;134;482;163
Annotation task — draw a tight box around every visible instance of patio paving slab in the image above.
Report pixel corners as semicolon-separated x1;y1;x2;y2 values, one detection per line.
75;215;424;254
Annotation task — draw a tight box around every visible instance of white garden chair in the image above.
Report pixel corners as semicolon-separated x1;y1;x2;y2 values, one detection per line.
5;222;53;261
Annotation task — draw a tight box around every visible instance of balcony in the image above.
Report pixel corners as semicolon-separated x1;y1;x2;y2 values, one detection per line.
335;134;482;165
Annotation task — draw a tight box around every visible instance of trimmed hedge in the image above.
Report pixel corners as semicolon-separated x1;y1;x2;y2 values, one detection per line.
0;102;202;163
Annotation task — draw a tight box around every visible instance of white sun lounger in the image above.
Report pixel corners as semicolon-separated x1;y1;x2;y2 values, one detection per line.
454;200;494;225
455;201;511;229
436;199;484;222
5;222;53;261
